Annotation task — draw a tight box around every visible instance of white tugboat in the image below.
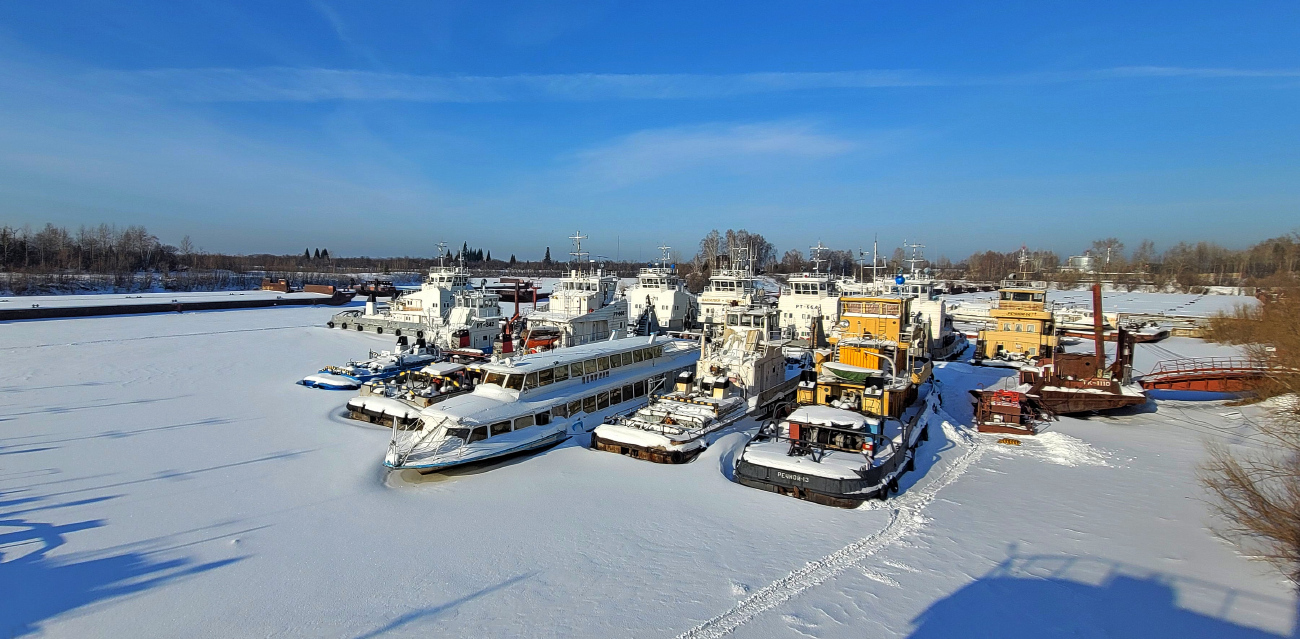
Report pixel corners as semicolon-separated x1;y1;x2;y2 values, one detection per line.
524;232;629;349
777;242;841;341
622;244;699;333
592;305;804;463
330;243;503;352
385;335;699;472
697;246;766;330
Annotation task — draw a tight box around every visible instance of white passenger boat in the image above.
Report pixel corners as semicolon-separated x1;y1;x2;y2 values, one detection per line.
622;245;699;333
593;305;803;463
385;335;700;472
697;246;766;329
524;232;629;349
299;336;440;389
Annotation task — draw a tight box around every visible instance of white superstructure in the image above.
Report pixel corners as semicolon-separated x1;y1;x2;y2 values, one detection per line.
777;242;841;341
385;335;700;471
623;245;699;333
525;232;629;347
698;246;764;329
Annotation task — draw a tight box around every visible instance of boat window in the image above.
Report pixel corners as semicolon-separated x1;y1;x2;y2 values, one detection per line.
583;395;597;414
634;380;646;397
514;415;535;430
583;359;597;375
446;427;470;441
653;346;663;358
490;421;511;436
598;356;610;371
623;384;634;400
726;314;739;326
597;392;610;410
621;352;633;366
568;399;583;415
504;375;524;391
740;314;752;327
553;366;569;382
1027;325;1036;333
538;368;554;386
467;426;488;443
1033;293;1045;302
483;372;506;387
633;349;645;363
610;387;622;405
609;353;622;368
523;373;538;390
570;362;584;378
1015;324;1022;332
552;403;568;418
1013;292;1033;302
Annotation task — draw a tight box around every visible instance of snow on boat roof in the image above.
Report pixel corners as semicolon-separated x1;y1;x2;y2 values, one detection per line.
421;362;466;376
787;405;879;428
474;335;684;374
346;396;423;420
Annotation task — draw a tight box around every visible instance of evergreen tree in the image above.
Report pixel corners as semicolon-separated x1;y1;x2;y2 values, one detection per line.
321;248;329;260
304;248;311;260
543;247;551;266
313;248;321;260
485;250;491;262
462;242;469;258
509;254;517;265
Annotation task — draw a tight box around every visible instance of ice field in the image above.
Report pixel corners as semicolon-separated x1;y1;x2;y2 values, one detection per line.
2;305;1296;638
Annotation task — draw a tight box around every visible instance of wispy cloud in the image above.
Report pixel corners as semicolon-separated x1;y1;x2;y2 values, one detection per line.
570;122;863;188
85;66;1300;103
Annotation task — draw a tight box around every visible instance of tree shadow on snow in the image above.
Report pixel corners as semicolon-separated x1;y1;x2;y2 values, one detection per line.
349;571;538;639
0;493;244;637
907;552;1298;639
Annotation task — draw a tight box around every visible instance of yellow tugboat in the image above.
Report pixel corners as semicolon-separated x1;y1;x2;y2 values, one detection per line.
974;287;1058;363
734;294;935;508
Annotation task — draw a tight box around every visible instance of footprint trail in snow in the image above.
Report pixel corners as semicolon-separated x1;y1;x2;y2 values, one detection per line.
676;408;984;639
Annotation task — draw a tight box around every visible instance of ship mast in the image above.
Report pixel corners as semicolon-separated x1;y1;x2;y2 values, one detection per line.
569;231;589;276
809;241;828;275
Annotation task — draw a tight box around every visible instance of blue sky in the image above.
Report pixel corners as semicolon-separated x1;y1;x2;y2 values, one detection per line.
0;1;1296;262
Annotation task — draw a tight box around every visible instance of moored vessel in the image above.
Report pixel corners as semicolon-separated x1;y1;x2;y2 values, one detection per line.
524;232;629;349
592;305;802;463
385;335;700;472
734;292;935;507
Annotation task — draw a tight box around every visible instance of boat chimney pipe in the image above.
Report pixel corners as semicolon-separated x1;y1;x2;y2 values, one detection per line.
1091;283;1106;374
365;293;377;316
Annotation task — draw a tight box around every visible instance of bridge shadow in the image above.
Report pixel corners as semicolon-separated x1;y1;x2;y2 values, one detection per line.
907;553;1297;639
0;492;246;636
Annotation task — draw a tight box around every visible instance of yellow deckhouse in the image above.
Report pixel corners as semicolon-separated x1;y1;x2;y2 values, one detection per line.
978;287;1058;360
797;295;932;419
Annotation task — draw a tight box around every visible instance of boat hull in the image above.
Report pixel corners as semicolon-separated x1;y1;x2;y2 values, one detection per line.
592;436;704;464
386;430;571;472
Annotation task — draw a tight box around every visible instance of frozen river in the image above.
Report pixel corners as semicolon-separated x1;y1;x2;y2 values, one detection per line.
1;306;1294;637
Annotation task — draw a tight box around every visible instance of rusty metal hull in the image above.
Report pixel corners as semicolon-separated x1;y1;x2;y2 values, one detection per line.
977;422;1038;435
591;435;703;464
1035;389;1147;415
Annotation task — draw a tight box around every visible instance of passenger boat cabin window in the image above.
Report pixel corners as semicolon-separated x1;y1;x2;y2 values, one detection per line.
622;384;634;399
610;387;622;404
598;356;610;371
583;395;597;414
554;366;569;382
570;362;584;378
535;411;550;426
446;426;471;441
610;354;622;368
552;403;568;418
514;415;534;430
568;399;582;415
621;352;633;366
504;375;524;391
483;372;506;387
597;392;610;410
633;349;645;363
633;380;646;397
583;359;597;375
490;421;511;436
468;426;488;443
523;373;538;390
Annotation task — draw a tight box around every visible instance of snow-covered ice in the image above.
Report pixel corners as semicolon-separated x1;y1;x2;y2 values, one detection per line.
1;306;1295;637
